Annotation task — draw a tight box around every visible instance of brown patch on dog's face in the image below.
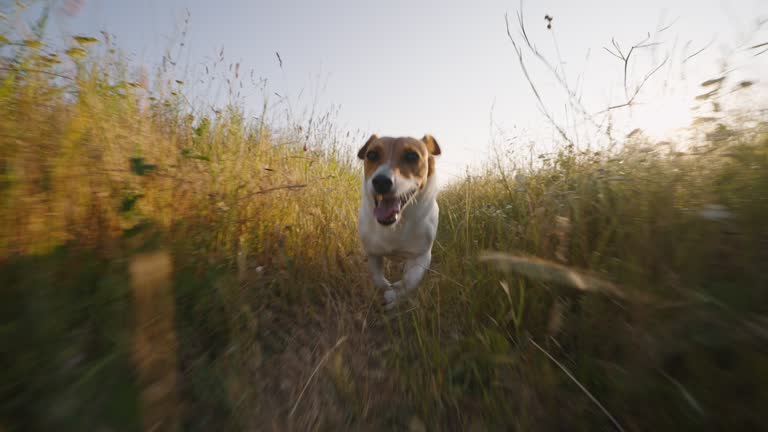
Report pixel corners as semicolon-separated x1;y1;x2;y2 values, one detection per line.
357;134;441;188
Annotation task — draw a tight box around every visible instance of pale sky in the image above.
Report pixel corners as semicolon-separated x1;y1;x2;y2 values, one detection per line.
25;0;768;183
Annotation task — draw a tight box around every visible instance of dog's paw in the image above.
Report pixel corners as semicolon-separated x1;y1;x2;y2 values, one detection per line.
383;289;398;308
383;281;405;310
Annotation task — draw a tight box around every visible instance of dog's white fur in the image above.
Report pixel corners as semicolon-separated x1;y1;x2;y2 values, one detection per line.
358;143;439;309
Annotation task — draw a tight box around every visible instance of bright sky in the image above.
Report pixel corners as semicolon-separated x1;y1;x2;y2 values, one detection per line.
26;0;768;183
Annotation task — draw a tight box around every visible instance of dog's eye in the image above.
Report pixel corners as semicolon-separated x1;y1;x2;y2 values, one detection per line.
403;151;419;162
366;151;379;162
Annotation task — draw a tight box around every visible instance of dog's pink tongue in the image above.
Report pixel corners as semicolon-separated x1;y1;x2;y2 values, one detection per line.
374;197;401;221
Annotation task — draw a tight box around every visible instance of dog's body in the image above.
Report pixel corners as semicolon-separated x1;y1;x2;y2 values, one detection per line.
357;134;441;308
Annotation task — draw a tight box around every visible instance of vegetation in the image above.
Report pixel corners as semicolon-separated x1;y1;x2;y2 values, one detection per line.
1;6;767;432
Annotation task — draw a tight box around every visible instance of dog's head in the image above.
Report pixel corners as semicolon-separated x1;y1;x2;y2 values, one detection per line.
357;134;441;226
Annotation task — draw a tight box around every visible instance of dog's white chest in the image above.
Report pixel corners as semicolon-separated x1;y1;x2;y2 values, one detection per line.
358;202;438;257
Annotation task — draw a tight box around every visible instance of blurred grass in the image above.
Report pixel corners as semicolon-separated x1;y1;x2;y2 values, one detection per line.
2;7;768;432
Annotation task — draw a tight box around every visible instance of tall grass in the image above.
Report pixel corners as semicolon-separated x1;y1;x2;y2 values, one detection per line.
2;6;768;432
400;127;768;430
1;14;368;431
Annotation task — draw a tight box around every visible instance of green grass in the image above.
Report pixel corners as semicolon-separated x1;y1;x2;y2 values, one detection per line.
2;13;768;432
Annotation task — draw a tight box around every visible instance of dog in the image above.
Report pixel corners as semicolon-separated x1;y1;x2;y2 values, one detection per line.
357;134;441;309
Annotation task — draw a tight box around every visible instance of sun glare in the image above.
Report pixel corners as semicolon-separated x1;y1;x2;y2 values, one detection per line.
627;91;697;141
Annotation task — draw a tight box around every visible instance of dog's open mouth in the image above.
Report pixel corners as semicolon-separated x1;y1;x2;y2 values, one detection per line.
374;190;416;225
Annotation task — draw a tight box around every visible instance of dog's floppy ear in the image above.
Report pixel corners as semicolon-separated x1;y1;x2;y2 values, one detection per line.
358;134;379;160
421;134;441;156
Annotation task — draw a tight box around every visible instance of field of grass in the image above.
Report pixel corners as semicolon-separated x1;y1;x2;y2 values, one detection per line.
2;12;768;432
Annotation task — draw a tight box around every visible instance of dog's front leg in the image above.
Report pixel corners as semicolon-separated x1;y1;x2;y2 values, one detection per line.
384;251;431;309
367;255;390;289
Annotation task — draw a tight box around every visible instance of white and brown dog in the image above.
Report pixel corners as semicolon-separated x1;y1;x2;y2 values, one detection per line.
357;134;441;309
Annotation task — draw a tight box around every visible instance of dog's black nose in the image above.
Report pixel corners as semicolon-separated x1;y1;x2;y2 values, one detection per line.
372;175;393;194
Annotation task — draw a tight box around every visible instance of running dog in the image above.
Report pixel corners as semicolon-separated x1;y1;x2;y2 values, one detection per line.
357;134;441;309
